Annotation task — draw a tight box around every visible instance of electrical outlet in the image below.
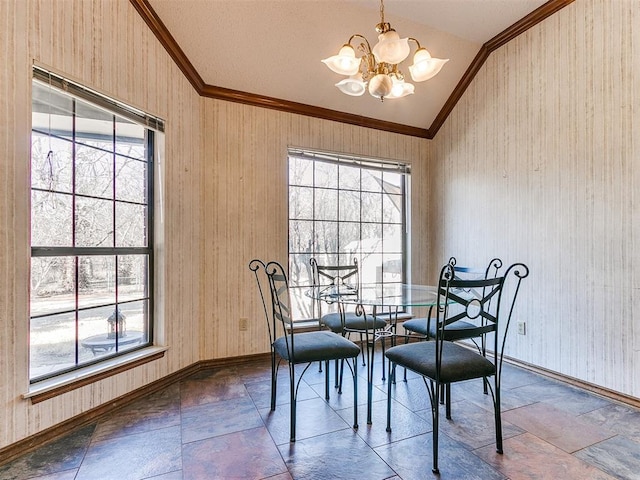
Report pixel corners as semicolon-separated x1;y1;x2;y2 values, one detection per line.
239;317;248;331
517;321;526;335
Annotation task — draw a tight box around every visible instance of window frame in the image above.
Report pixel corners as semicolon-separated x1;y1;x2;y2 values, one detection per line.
287;147;411;322
29;66;162;384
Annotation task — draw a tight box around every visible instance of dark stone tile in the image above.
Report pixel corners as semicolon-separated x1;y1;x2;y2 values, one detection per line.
182;427;287;480
414;400;524;450
76;425;181;480
142;471;183;480
245;376;320;410
0;425;94;480
181;395;263;444
502;402;615;453
336;398;432;448
575;435;640;479
386;376;433;412
475;432;617;480
580;403;640;443
511;377;612;415
375;431;506;479
499;363;547;389
93;383;181;442
279;429;396;480
259;397;354;445
180;368;250;408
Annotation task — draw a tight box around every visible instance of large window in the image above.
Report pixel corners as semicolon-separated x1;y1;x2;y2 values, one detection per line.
29;67;163;382
288;148;410;321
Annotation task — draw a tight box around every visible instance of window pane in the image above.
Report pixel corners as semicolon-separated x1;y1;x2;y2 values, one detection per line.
339;190;360;222
31;191;72;247
30;256;76;317
384;224;404;253
314;188;337;221
362;168;382;192
339;164;360;190
339;222;360;253
78;256;115;309
76;144;113;199
115;155;147;203
30;311;76;380
289;157;313;187
315;161;337;189
116;119;145;160
118;255;149;303
289;220;314;253
361;192;382;223
289;253;314;288
314;221;338;253
115;202;147;247
31;133;73;193
360;223;383;254
289;186;313;220
75;103;114;149
75;197;113;247
383;193;403;223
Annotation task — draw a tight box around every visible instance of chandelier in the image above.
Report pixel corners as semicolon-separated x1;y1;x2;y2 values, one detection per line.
322;0;448;101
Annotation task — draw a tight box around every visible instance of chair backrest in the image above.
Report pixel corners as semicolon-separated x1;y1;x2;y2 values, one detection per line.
435;261;529;372
249;259;296;353
309;257;359;318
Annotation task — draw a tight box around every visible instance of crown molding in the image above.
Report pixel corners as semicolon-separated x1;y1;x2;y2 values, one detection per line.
130;0;574;139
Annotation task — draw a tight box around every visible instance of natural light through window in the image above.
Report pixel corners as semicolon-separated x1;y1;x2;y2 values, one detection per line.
287;148;410;322
29;67;163;382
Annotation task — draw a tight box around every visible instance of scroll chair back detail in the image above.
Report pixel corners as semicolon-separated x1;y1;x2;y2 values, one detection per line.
385;261;529;474
249;259;360;442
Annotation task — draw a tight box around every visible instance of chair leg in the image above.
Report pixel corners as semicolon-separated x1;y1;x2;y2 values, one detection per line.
289;363;296;442
386;362;393;432
352;358;359;430
494;382;503;454
381;336;386;381
325;360;330;400
431;380;440;474
270;352;277;411
445;384;452;420
359;332;366;366
338;358;345;394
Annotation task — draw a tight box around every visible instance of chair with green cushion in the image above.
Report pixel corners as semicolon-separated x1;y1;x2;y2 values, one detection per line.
249;259;360;442
385;260;528;474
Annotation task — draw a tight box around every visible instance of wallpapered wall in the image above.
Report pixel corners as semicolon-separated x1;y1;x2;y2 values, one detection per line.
0;0;431;450
432;0;639;397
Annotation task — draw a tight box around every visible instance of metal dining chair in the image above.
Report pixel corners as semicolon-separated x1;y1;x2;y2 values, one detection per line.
385;260;529;474
249;259;360;442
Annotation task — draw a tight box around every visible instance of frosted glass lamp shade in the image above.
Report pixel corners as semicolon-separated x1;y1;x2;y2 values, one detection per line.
372;31;410;64
388;79;414;99
322;45;361;75
336;74;367;96
409;48;449;82
368;74;393;99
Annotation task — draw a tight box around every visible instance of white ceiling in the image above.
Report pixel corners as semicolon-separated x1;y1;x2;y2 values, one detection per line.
147;0;548;131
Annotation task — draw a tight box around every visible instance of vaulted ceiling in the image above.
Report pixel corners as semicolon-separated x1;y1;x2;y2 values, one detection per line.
132;0;572;138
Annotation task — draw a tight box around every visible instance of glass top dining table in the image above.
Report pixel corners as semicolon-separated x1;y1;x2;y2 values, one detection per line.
308;283;440;424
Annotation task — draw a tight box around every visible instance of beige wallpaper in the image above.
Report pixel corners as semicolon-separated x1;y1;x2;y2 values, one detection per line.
432;0;640;398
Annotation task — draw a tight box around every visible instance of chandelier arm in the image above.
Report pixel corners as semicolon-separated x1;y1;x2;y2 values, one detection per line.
408;37;422;50
348;34;372;54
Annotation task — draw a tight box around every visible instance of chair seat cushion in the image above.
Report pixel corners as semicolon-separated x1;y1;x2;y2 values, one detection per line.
321;312;387;333
274;331;360;364
385;341;495;384
403;317;478;341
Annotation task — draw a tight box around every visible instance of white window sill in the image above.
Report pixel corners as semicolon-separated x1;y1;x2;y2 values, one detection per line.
24;346;168;403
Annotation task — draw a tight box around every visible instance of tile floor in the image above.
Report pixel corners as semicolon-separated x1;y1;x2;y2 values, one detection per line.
2;353;640;480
